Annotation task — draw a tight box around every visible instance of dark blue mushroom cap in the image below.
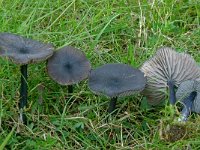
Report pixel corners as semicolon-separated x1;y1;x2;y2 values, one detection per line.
47;46;91;85
0;33;54;65
88;63;146;98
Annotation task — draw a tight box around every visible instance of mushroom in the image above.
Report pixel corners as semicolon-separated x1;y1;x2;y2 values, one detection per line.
88;63;146;113
176;80;200;121
140;47;200;106
47;46;91;94
0;32;54;123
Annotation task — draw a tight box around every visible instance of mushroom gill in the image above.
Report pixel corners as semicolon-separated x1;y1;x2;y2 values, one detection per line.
176;80;200;121
140;47;200;105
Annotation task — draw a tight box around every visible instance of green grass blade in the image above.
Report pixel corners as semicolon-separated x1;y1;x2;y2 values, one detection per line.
0;125;16;150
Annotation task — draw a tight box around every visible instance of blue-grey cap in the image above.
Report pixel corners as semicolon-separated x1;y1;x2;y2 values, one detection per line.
0;33;54;65
47;46;91;85
88;63;146;98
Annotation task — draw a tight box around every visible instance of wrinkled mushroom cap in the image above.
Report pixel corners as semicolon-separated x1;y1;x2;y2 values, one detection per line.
176;80;200;113
47;46;91;85
140;47;200;105
0;33;54;65
88;63;146;98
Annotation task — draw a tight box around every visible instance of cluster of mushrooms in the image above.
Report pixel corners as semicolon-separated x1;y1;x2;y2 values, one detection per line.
0;33;200;124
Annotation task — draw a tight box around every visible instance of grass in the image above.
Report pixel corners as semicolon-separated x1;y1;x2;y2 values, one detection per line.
0;0;200;149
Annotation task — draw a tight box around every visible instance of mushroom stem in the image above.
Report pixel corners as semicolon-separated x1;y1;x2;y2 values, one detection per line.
19;64;28;123
179;91;197;122
167;80;176;105
108;97;117;113
68;85;73;93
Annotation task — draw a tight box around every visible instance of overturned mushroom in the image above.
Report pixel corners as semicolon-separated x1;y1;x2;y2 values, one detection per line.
176;80;200;121
0;32;54;123
47;46;91;94
88;63;146;113
140;47;200;106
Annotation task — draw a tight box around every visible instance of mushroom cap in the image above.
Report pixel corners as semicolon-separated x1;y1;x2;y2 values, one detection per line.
47;46;91;85
140;47;200;105
0;33;54;65
176;80;200;113
88;63;146;98
197;65;200;81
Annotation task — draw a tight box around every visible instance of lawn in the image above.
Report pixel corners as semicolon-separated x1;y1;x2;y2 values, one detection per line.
0;0;200;149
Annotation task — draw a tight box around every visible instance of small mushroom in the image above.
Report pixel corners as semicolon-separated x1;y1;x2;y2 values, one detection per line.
47;46;91;94
176;80;200;121
0;32;54;123
140;47;200;106
88;63;146;114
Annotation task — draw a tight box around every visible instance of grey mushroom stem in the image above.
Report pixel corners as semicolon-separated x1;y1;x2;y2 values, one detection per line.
179;91;197;122
167;80;176;105
19;64;28;123
68;85;73;94
108;97;117;113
